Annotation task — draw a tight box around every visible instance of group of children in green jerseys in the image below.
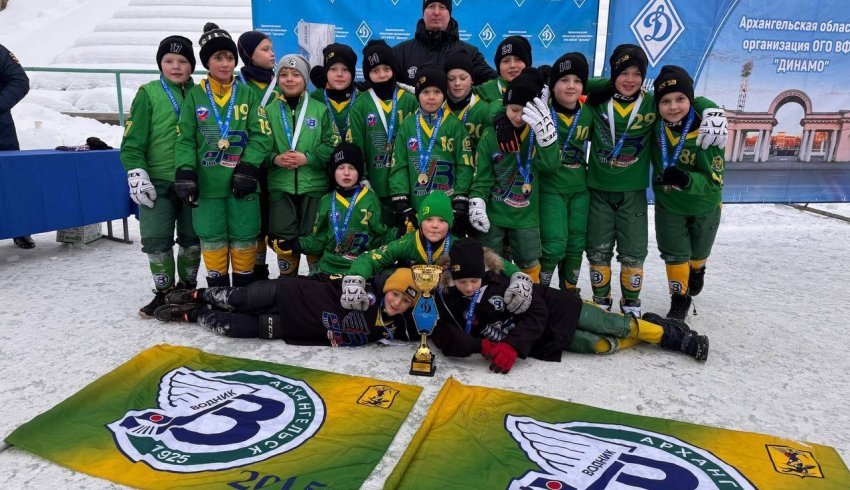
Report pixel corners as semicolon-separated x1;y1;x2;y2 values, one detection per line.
122;2;725;372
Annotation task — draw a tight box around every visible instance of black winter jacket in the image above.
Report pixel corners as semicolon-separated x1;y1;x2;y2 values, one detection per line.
0;44;30;151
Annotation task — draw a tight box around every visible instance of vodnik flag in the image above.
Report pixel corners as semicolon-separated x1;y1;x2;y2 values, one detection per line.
387;378;850;489
5;344;421;489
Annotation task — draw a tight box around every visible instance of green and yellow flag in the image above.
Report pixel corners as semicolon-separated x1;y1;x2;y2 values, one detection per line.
6;344;421;489
387;378;849;489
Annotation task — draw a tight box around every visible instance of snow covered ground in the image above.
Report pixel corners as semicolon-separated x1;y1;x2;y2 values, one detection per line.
1;1;849;488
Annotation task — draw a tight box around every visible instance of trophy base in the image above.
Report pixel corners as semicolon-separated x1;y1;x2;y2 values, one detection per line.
409;353;437;377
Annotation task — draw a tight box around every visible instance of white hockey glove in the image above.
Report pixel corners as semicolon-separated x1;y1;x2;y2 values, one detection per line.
696;108;728;150
504;271;533;314
468;197;490;233
127;168;157;208
359;179;372;190
521;97;558;148
340;275;370;311
396;82;416;95
540;83;551;106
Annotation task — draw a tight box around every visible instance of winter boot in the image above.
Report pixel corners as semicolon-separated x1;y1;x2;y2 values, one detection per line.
689;266;706;296
139;290;168;318
254;263;269;281
166;288;205;305
232;271;254;288
154;303;201;323
645;312;708;361
206;274;230;288
592;295;613;311
666;293;692;321
620;298;642;318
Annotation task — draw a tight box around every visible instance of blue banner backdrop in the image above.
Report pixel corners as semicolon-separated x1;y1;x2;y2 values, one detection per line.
251;0;600;79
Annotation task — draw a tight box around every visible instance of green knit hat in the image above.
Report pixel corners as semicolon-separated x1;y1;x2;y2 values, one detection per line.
417;191;454;228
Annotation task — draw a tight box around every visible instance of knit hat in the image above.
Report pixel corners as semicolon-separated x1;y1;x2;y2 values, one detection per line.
199;22;237;70
157;35;196;73
362;39;397;76
415;63;447;98
383;268;422;302
494;35;532;69
503;67;544;107
329;142;365;183
609;43;648;81
423;0;452;13
277;54;310;83
449;238;485;280
549;52;588;88
443;49;473;76
417;191;454;228
653;65;694;107
237;30;269;66
324;43;357;74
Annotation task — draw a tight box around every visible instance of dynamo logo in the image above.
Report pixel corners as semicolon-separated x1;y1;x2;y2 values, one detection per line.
357;21;373;45
630;0;685;67
479;23;496;48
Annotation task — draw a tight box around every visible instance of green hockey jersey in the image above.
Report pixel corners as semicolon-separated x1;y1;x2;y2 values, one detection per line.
541;102;594;195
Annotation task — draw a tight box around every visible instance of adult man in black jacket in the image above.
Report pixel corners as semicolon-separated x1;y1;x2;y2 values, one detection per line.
0;43;34;249
393;0;496;85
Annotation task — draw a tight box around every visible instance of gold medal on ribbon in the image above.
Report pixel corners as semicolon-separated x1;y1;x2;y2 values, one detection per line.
522;183;532;194
417;173;429;185
384;143;393;155
334;246;342;255
218;139;230;150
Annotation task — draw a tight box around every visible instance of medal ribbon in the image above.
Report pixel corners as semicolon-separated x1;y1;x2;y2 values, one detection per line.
606;93;644;160
551;105;583;153
659;107;696;169
415;108;444;182
323;89;357;137
204;78;238;143
279;94;310;150
425;234;452;265
515;130;536;187
160;75;181;117
464;289;482;334
369;88;399;166
330;187;362;251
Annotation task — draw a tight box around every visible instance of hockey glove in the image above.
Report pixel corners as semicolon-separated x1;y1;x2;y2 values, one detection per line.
696;108;728;150
231;163;260;198
340;275;370;311
451;195;469;235
396;81;416;95
522;97;558;148
174;169;199;208
360;179;372;190
309;65;327;89
661;166;691;188
267;236;302;256
504;271;533;314
494;111;520;154
391;195;417;229
127;168;157;208
468;197;490;233
481;339;518;374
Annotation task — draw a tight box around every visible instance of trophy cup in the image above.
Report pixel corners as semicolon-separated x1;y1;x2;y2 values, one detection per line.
409;264;443;376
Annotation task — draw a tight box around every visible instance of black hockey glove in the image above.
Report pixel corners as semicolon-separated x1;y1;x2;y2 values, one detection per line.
661;166;691;188
267;235;302;256
231;163;260;198
494;111;520;154
391;195;417;229
309;65;327;89
451;195;470;236
174;169;199;208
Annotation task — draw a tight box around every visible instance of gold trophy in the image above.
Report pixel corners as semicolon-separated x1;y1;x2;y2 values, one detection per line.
409;264;443;376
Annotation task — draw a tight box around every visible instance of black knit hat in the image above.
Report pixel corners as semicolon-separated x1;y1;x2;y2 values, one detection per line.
415;64;447;98
503;67;544;107
362;40;397;76
329;142;365;183
653;65;694;107
443;49;473;76
549;52;588;88
324;43;357;73
157;35;196;73
449;238;485;280
494;35;532;69
237;31;269;66
423;0;452;13
609;43;648;81
199;22;238;69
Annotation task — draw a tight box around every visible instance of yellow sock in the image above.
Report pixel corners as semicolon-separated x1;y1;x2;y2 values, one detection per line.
665;262;690;295
632;318;664;344
593;338;612;353
616;337;640;350
522;264;542;283
277;252;298;276
620;266;644;294
589;264;611;292
230;246;256;275
202;248;229;277
690;258;707;272
593;336;641;354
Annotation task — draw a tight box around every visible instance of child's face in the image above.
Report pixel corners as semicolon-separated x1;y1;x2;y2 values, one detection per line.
334;163;359;188
369;65;393;84
161;53;191;84
326;63;353;90
384;290;415;316
420;217;449;242
447;68;472;100
418;87;445;114
278;67;306;96
251;39;276;70
658;92;691;123
553;74;583;108
455;277;483;298
208;51;236;83
506;104;525;128
499;55;526;82
614;66;643;97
